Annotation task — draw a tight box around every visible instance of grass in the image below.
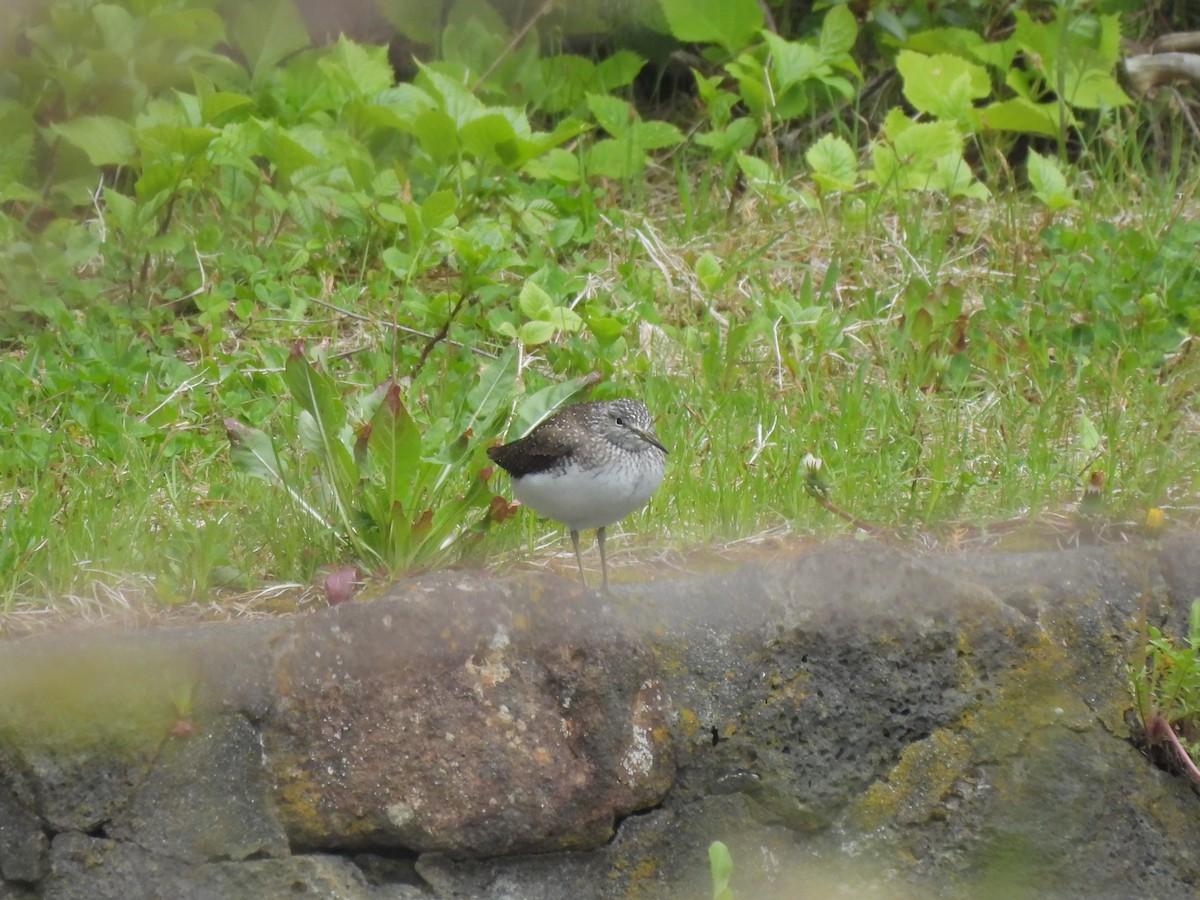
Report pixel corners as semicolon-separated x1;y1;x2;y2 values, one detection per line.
6;175;1200;620
3;4;1200;620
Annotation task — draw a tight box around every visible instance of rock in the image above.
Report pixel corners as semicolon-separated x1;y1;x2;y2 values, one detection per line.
104;713;289;863
43;834;391;900
263;574;674;854
3;538;1200;898
0;774;47;883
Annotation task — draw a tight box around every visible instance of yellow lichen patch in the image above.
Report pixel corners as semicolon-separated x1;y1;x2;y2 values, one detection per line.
677;707;701;735
849;728;973;830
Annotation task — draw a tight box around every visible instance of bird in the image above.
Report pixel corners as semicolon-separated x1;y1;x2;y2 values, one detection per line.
487;398;668;590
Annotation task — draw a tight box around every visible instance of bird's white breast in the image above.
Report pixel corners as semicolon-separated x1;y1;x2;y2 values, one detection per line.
511;458;665;531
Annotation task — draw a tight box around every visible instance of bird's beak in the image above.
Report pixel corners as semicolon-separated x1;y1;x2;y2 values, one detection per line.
636;428;668;455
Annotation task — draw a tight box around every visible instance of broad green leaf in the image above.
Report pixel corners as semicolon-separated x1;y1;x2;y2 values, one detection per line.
975;98;1060;137
522;147;581;182
694;117;757;157
587;137;646;179
658;0;762;53
51;116;136;166
1079;412;1101;452
200;92;254;124
695;251;723;288
413;109;458;161
806;133;858;191
763;33;822;94
509;374;601;439
587;93;633;138
820;4;858;58
420;190;458;228
897;52;990;120
320;37;395;95
92;4;135;56
231;0;310;84
709;840;734;899
629;120;685;151
518;320;557;346
596;51;647;91
463;346;519;435
225;419;287;483
1026;149;1076;210
518;281;554;318
284;344;348;438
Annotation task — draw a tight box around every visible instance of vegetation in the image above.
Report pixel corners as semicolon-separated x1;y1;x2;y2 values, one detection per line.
1;0;1198;614
1130;600;1200;781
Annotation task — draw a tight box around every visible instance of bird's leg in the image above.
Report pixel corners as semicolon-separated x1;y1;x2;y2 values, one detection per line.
570;529;587;588
597;526;609;593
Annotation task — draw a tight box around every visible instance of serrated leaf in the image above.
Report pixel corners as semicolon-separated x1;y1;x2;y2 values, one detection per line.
587;137;646;179
51;116;136;166
587;93;633;137
806;133;858;191
1026;149;1076;210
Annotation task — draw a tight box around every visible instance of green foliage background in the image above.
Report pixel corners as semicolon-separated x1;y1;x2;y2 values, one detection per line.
1;0;1199;609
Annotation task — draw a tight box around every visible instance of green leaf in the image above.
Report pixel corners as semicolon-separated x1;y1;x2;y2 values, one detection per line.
367;382;423;506
1026;149;1076;210
658;0;763;53
1079;412;1101;452
420;190;458;229
896;51;990;120
51;116;136;167
975;98;1060;137
508;375;601;439
518;320;557;346
231;0;311;84
518;281;553;318
806;134;858;192
695;252;723;288
522;147;581;182
709;840;734;899
587;93;633;138
587;138;646;179
225;419;287;483
819;4;858;58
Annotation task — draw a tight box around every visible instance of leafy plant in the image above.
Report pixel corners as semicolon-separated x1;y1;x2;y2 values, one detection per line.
225;342;517;573
1129;600;1200;782
708;840;734;900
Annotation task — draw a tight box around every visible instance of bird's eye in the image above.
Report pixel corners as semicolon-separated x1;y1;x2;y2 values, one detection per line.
614;416;625;426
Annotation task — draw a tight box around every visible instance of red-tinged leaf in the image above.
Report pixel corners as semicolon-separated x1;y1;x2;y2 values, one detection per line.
488;494;520;523
479;465;495;483
412;508;433;537
368;383;422;506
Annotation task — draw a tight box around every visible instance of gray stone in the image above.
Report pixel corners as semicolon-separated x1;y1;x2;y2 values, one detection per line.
4;538;1200;899
105;712;288;863
263;575;674;854
0;774;46;883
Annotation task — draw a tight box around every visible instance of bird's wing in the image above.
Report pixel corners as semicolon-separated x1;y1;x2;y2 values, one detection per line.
486;420;578;477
